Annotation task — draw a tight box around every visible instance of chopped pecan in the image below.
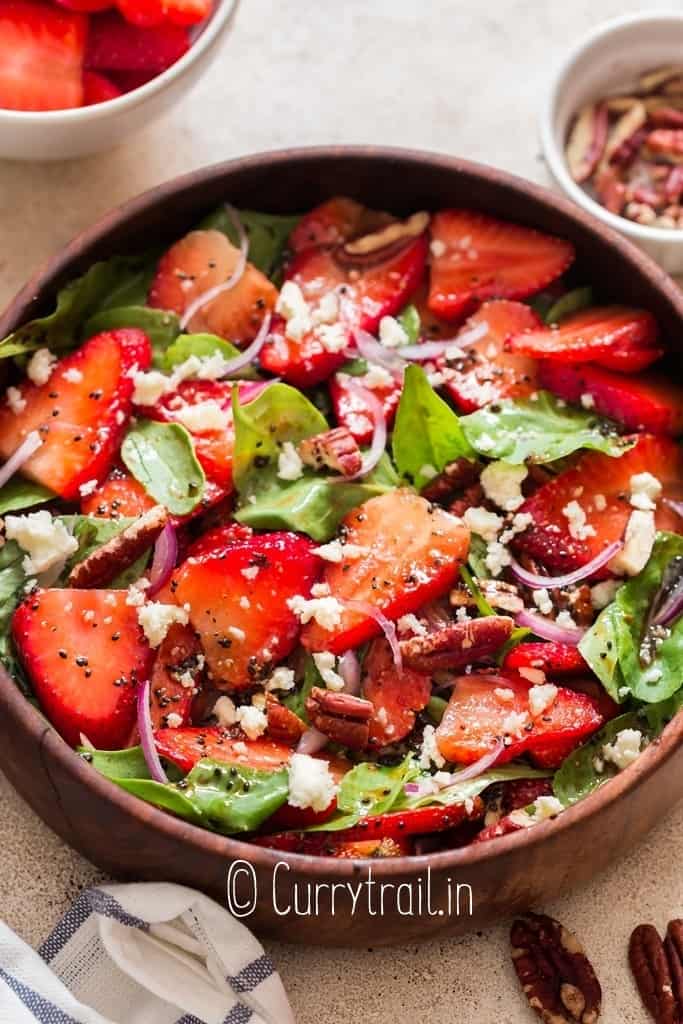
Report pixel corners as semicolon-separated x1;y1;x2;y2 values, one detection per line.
68;505;169;588
337;210;429;267
449;481;485;518
305;686;373;750
298;427;362;477
400;615;513;672
639;66;683;95
265;696;306;745
594;165;627;215
420;457;481;504
645;129;683;163
629;924;677;1024
664;920;683;1017
565;102;609;183
650;106;683;129
450;579;523;615
511;913;602;1024
603;101;647;166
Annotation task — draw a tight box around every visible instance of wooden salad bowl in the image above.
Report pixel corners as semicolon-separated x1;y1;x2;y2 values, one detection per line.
0;147;682;946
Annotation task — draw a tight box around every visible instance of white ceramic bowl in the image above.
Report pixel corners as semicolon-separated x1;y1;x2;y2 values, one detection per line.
0;0;237;161
541;10;683;274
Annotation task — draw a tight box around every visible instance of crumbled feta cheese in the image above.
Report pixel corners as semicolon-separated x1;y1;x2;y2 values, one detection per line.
397;613;428;636
363;363;395;390
480;461;528;512
239;595;250;609
316;323;348;353
6;386;26;414
430;238;446;258
642;665;663;684
165;712;183;729
494;687;515;704
174;400;230;433
235;704;267;740
593;493;607;512
419;464;438;482
277;441;304;481
214;695;237;726
463;506;503;542
562;500;596;541
518;667;546;686
580;392;595;409
555;609;577;630
502;710;530;739
590;579;622;610
311;582;331;597
602;728;643;771
312;291;339;326
533;588;554;616
228;625;246;641
378;316;408;349
475;432;495;453
528;683;558;717
26;348;56;386
510;796;564;826
608;510;656;576
629;472;662;511
78;479;98;498
485;540;511;577
288;752;338;812
4;511;78;575
137;602;189;648
418;725;446;770
241;566;260;581
288;594;343;631
312;540;345;563
62;367;83;384
313;651;345;691
276;281;313;341
265;666;296;693
455;606;471;622
132;370;170;406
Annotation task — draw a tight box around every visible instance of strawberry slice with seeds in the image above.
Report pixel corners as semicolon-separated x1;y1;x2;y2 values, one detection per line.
149;622;203;731
427;209;574;322
504;642;588;676
506;306;663;372
435;671;604;765
0;1;87;111
155;728;294;774
85;10;189;73
330;369;402;444
0;328;150;501
362;637;431;748
12;588;153;749
440;300;542;412
81;467;156;519
82;69;122;104
148;228;278;346
115;0;164;27
288;197;393;254
512;434;683;574
259;315;351;388
538;361;683;436
163;0;212;26
173;531;320;689
301;490;470;654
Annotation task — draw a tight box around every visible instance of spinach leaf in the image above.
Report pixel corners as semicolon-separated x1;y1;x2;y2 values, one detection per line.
467;534;489;579
164;332;240;368
426;695;448;724
81;744;181;782
0;477;54;515
337;357;369;377
83;306;180;365
580;532;683;704
400;765;551;811
553;712;648;806
0;540;27;639
397;304;421;343
544;286;593;325
60;515;150;588
392;364;475;488
121;420;205;516
283;654;321;723
308;755;420;832
460;391;633;464
200;207;300;279
94;251;160;310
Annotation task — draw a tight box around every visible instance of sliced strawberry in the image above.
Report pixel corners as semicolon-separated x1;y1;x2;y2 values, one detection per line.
427;210;574;321
173;531;320;688
330;368;402;444
440;300;542;412
85;11;189;73
155;727;294;774
301;490;470;654
0;1;87;111
506;306;663;372
116;0;164;27
435;671;604;765
362;638;431;748
538;361;683;436
81;467;156;519
82;69;122;104
110;68;156;91
162;0;212;25
185;522;253;560
472;816;525;843
56;0;112;11
252;833;412;857
149;623;203;731
504;642;588;676
12;588;153;749
562;677;620;724
148;229;278;346
512;434;683;574
0;329;150;501
528;736;586;770
259;316;351;388
288;197;392;254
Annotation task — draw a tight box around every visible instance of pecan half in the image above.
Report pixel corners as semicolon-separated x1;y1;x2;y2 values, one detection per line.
450;579;523;614
511;913;602;1024
565;102;609;183
664;919;683;1017
629;924;677;1024
298;427;362;477
336;211;429;268
266;696;306;746
68;505;169;588
420;457;481;504
639;66;683;95
400;615;513;672
603;101;647;166
305;686;373;750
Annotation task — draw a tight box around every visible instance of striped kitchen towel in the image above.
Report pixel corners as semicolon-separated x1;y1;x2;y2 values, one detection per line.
0;882;294;1024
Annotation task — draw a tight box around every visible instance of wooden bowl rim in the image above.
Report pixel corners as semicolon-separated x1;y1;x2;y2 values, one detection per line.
2;144;682;880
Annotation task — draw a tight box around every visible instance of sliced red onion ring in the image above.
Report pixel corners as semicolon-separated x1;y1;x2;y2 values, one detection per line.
515;608;586;646
338;649;361;696
295;726;329;756
214;312;272;378
137;678;169;784
404;739;505;799
179;204;249;331
334;381;386;480
399;319;489;361
147;522;178;598
343;599;402;672
352;328;405;379
0;430;42;489
664;498;683;519
510;540;623;590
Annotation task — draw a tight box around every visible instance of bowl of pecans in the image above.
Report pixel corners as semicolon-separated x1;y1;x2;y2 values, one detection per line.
541;11;683;274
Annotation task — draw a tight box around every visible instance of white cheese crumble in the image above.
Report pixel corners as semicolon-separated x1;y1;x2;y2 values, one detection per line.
241;566;260;581
62;367;83;384
397;613;428;636
555;609;577;630
6;386;26;414
287;753;338;812
26;348;57;386
276;281;313;341
629;472;662;511
4;511;78;575
602;728;643;771
528;683;558;718
214;696;237;726
132;370;170;406
78;479;98;498
518;667;546;685
463;506;503;542
312;291;339;325
593;493;607;512
580;392;595;409
502;710;530;739
494;687;515;704
533;588;554;616
485;540;511;577
430;238;446;258
235;704;268;740
608;510;656;577
419;464;438;482
418;724;446;770
265;666;296;692
165;712;183;729
378;315;408;349
590;579;622;610
316;323;348;353
510;796;564;827
480;461;528;512
277;441;304;481
137;602;189;648
174;399;230;434
312;540;345;563
287;594;343;631
562;500;596;541
312;651;345;691
363;363;395;390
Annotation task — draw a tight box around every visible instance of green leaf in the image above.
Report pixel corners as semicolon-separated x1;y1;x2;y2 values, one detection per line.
283;654;321;723
115;778;206;825
94;251;160;311
397;303;421;343
400;765;551;811
83;306;180;365
544;286;593;325
392;364;475;488
164;332;239;368
81;744;180;782
337;357;369;377
121;419;205;516
581;532;683;704
59;515;150;588
200;207;300;279
496;626;532;666
0;477;54;515
467;534;489;579
426;696;448;724
460;391;634;464
459;565;495;617
0;540;27;639
308;755;420;832
553;712;646;806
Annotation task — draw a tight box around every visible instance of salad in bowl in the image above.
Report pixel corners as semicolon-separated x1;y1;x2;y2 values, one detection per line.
1;194;682;861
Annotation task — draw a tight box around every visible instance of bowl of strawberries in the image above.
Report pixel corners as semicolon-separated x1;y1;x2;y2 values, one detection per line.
0;0;236;160
0;146;682;946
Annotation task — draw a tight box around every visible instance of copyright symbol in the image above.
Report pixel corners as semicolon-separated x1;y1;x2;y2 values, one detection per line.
226;859;257;918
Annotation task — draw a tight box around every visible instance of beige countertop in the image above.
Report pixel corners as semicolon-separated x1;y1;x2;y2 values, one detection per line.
0;2;680;1021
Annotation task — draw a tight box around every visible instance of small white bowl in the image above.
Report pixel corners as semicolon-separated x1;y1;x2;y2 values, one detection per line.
541;10;683;275
0;0;238;161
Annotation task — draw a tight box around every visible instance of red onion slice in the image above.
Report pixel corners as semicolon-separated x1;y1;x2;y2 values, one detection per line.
664;498;683;519
147;523;178;598
137;678;169;784
510;541;623;590
404;739;506;800
515;608;586;646
338;649;361;696
334;381;386;480
0;430;42;489
179;204;249;331
295;726;329;756
214;312;272;378
343;599;402;672
352;328;405;379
